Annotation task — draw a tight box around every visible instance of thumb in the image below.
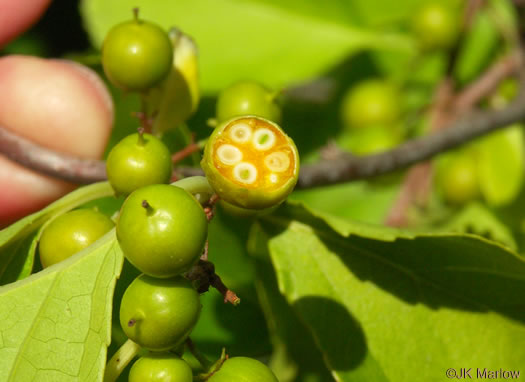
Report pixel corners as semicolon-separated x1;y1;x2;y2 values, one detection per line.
0;55;114;227
0;0;52;47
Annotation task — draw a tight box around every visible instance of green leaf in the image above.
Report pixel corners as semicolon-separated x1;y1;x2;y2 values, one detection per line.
486;0;519;47
436;202;517;251
248;223;333;382
454;9;500;86
476;125;525;207
80;0;414;93
0;229;123;381
260;201;525;380
0;182;114;285
349;0;421;27
289;180;400;225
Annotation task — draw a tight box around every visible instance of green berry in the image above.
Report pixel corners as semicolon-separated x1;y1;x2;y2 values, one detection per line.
201;116;299;210
411;2;459;51
436;151;480;205
208;357;278;382
106;131;172;196
129;353;193;382
120;274;201;351
117;184;207;278
39;209;114;268
340;80;400;130
216;80;281;123
102;13;173;92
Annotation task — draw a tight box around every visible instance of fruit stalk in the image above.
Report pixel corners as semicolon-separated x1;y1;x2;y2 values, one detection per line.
171;176;214;205
185;337;213;370
103;338;141;382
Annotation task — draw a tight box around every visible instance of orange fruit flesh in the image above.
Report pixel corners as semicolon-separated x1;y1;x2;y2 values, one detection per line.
212;118;296;191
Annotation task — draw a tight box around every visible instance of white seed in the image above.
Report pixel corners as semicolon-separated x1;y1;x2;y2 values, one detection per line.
264;151;290;172
217;144;242;165
230;123;252;143
252;128;276;151
269;174;279;183
233;162;258;184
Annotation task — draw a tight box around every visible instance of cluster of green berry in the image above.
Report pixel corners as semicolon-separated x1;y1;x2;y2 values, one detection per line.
39;8;295;381
111;172;278;380
38;4;303;377
436;79;524;207
338;1;460;157
94;10;293;381
334;1;523;209
39;126;282;381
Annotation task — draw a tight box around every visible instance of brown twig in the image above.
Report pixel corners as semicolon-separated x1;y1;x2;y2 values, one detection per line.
384;51;521;226
171;142;201;164
296;72;525;187
384;0;511;226
385;163;433;227
2;79;525;189
455;53;521;111
211;273;241;305
0;49;523;193
184;260;240;305
203;193;219;221
0;127;107;184
132;111;154;133
385;77;456;226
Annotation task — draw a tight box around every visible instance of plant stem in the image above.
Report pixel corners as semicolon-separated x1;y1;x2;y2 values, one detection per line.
184;260;241;305
103;339;141;382
171;142;202;164
1;58;523;189
210;272;241;305
186;337;213;370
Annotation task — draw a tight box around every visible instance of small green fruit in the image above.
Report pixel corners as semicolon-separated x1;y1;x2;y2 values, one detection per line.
436;151;480;205
102;14;173;91
216;80;281;123
475;125;525;207
201;116;299;210
129;353;193;382
120;274;201;351
117;184;208;278
208;357;278;382
340;80;400;130
39;209;114;268
411;2;459;51
106;132;172;196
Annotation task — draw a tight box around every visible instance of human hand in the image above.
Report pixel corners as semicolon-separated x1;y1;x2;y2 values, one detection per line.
0;0;114;227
